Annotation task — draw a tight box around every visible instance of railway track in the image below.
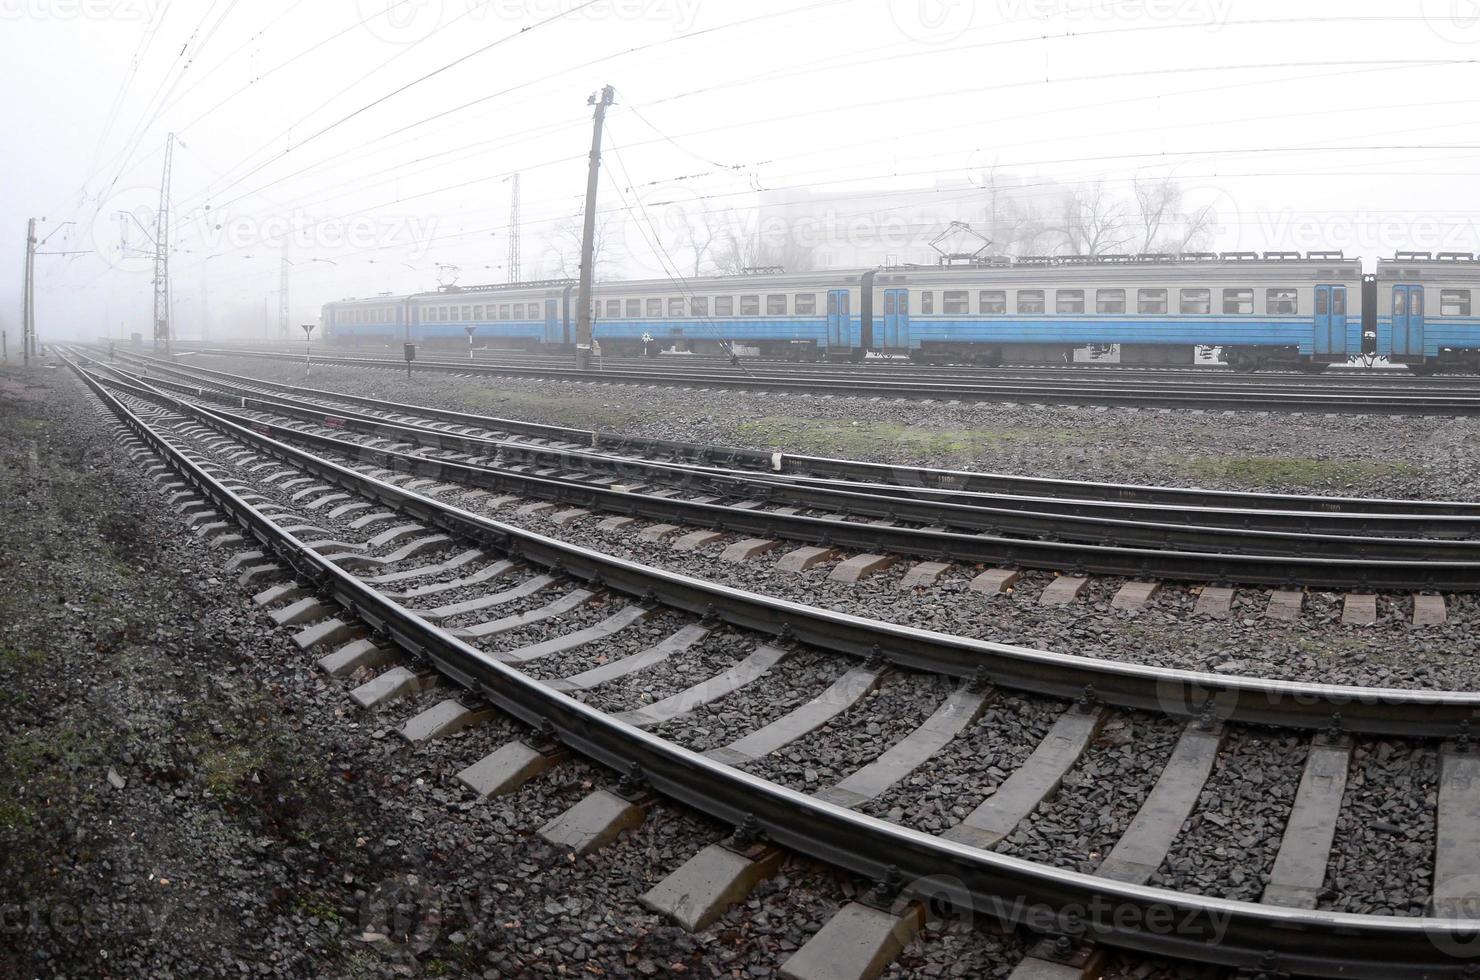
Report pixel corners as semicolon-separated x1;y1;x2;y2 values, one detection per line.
92;349;1480;606
172;341;1480;385
60;347;1480;977
163;346;1480;415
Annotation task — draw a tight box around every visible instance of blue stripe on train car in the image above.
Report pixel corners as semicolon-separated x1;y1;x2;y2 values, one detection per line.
415;320;546;341
1375;317;1480;357
1415;318;1480;356
592;316;835;346
906;316;1320;355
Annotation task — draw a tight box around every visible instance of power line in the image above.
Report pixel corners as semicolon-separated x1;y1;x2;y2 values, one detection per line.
180;0;603;216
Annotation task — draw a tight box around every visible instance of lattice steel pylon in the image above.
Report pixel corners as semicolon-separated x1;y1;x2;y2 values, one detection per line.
278;246;290;340
507;172;520;284
152;133;175;349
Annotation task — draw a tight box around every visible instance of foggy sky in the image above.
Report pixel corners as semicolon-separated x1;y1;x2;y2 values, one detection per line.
4;0;1480;342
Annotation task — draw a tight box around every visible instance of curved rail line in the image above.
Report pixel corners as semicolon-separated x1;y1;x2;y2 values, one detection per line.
62;350;1480;978
87;352;1480;590
107;348;1480;519
167;347;1480;414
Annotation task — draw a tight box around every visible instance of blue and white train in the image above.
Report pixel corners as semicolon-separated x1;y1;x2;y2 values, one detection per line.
321;251;1480;373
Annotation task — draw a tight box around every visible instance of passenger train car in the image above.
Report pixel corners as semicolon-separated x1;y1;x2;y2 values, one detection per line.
1376;252;1480;373
321;251;1480;372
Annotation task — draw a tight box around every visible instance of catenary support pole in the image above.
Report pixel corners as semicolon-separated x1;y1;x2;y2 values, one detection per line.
574;85;615;372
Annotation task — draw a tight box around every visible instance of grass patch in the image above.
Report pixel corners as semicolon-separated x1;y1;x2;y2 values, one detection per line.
734;415;1082;459
0;726;93;837
1162;456;1420;490
201;744;264;799
462;387;644;431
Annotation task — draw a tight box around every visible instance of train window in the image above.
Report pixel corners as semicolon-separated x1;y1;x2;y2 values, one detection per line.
943;290;970;314
1393;291;1406;316
518;303;530;319
740;295;760;315
1179;288;1211;314
473;305;484;319
919;291;933;314
1222;289;1254;314
1315;290;1328;315
884;292;896;315
439;307;450;322
626;299;641;317
1056;290;1085;314
1414;291;1423;315
1018;290;1045;314
715;296;734;316
646;298;663;317
979;290;1006;314
795;293;817;315
1332;290;1345;315
1267;289;1298;315
1442;289;1471;316
1096;289;1126;314
462;305;472;320
827;293;839;314
498;304;510;319
1137;289;1167;314
604;300;618;317
767;294;788;315
691;296;709;316
668;297;685;316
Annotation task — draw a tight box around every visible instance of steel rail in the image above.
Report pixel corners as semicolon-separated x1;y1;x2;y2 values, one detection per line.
173;346;1480;414
93;367;1480;590
106;348;1480;517
171;341;1480;390
77;360;1480;736
66;355;1480;979
96;351;1480;539
92;357;1480;570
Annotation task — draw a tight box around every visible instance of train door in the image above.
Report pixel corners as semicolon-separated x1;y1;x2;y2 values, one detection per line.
544;299;561;345
1392;284;1425;357
826;289;850;349
881;287;910;350
1313;285;1347;355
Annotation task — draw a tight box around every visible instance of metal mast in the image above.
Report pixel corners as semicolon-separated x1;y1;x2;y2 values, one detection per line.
278;247;290;340
507;172;520;284
575;84;614;370
152;133;175;350
21;218;35;365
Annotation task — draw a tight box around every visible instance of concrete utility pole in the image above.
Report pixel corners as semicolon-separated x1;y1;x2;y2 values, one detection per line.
19;218;76;363
574;84;615;371
21;218;35;365
153;134;175;351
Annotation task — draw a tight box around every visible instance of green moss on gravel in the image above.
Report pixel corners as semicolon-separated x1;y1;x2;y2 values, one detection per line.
1160;455;1420;491
734;415;1085;460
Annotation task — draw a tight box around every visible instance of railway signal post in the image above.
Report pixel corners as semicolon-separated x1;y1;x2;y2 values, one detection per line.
301;323;315;377
575;84;615;372
464;324;476;360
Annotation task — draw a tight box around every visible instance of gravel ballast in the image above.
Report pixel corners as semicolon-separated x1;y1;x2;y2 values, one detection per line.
5;362;1036;977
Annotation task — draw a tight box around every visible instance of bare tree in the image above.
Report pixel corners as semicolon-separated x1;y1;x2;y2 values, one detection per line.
712;211;816;274
677;207;727;276
543;212;618;280
1131;175;1216;254
1054;180;1132;256
968;164;1060;256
